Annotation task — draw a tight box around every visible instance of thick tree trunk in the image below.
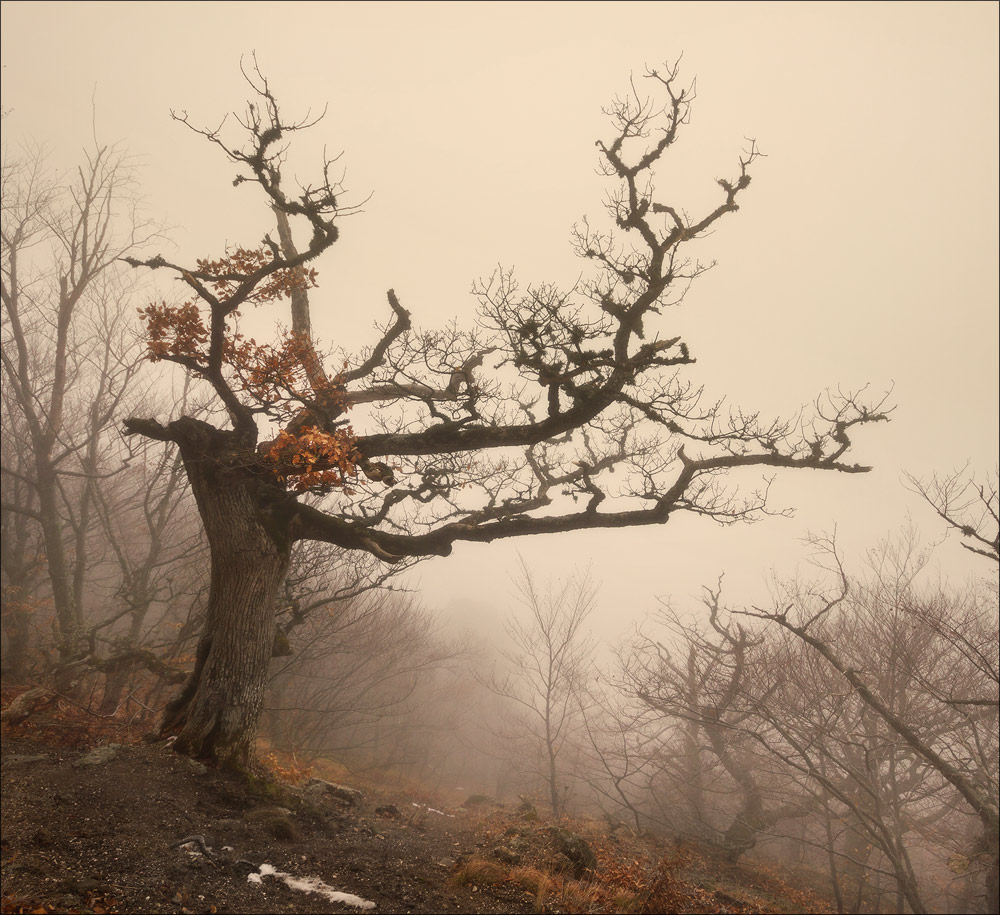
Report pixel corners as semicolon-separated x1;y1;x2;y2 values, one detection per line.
723;794;766;862
35;461;80;662
160;445;291;769
1;585;32;681
2;615;30;679
99;666;130;715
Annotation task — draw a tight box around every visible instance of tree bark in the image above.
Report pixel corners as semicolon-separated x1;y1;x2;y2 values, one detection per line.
159;430;291;769
35;461;80;661
547;734;561;818
1;581;33;681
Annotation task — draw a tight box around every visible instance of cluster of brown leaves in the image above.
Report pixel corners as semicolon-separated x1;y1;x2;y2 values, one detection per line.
262;750;314;785
138;301;208;365
0;685;154;750
585;831;834;915
138;249;366;493
265;424;359;493
1;585;50;622
638;848;724;914
138;246;317;370
225;331;343;417
594;852;650;896
194;246;318;305
735;859;834;914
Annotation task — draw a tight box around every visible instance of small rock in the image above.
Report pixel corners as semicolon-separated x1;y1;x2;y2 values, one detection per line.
73;744;120;767
185;758;208;775
304;778;362;806
232;859;259;877
0;686;54;724
32;828;55;847
375;804;401;819
518;806;538;822
546;825;597;878
255;814;298;842
437;857;456;869
303;783;327;805
492;845;521;865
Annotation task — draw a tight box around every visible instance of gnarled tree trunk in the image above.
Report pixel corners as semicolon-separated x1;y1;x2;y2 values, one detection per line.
159;426;292;769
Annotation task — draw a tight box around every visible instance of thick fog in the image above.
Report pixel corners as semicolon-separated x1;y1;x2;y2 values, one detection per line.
2;3;997;913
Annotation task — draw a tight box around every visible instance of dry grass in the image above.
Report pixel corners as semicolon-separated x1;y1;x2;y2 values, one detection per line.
451;856;509;888
509;866;555;913
509;865;554;895
558;878;601;913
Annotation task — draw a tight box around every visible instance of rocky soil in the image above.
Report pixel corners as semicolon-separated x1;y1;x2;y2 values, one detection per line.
2;733;542;914
2;720;834;915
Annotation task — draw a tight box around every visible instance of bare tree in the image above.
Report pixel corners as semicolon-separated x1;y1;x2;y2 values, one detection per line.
905;467;999;564
121;59;890;767
1;140;154;666
0;383;46;679
622;589;812;859
741;532;999;914
611;525;996;912
574;673;667;834
87;415;207;714
481;563;596;817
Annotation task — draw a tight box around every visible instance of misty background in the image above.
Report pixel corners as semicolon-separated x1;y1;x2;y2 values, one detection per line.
2;3;998;912
2;2;995;641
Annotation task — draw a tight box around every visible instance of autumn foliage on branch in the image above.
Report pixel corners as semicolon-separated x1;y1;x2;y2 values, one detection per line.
265;425;358;494
137;246;359;495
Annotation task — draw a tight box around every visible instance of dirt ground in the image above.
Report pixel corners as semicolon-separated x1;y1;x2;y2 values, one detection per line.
1;733;541;915
2;714;836;915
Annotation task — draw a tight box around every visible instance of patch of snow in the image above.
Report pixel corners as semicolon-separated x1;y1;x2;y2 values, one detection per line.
248;863;375;910
409;801;454;818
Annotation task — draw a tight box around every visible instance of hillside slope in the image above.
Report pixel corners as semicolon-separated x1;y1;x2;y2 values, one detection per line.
1;716;832;914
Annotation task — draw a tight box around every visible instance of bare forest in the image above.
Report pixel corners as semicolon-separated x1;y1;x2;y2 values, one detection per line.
2;57;997;915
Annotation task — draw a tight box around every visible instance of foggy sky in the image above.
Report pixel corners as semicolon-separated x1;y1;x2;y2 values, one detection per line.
2;1;997;643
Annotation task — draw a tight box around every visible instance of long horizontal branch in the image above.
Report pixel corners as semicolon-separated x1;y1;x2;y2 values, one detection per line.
292;444;884;563
355;375;625;459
